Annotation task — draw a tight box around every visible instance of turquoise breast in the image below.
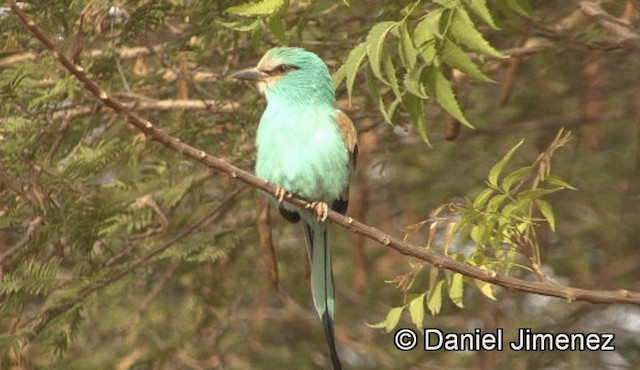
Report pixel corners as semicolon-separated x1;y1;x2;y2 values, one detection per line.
255;103;349;204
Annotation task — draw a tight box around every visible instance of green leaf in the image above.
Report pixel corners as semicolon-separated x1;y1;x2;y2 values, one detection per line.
365;65;381;111
448;272;464;308
486;193;508;213
226;0;286;16
377;95;401;125
449;8;505;58
502;165;532;192
488;140;524;187
474;278;496;300
464;0;498;29
368;63;401;125
382;306;405;332
545;175;578;190
334;42;367;101
366;21;398;84
472;188;494;209
332;65;347;91
414;12;439;47
399;22;417;70
441;38;493;82
409;293;426;330
385;97;402;124
423;65;473;128
413;24;431;49
403;93;429;144
366;320;387;329
404;64;428;99
427;279;444;315
516;188;562;203
500;202;522;220
470;224;489;246
383;53;401;98
536;199;555;232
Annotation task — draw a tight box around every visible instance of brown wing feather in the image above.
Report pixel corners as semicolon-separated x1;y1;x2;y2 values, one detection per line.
335;110;358;171
332;110;358;214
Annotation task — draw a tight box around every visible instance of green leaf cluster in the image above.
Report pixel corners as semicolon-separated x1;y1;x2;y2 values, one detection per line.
373;132;575;332
334;0;512;143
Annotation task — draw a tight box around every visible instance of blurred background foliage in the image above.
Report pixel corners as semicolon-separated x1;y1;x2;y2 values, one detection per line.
1;0;639;369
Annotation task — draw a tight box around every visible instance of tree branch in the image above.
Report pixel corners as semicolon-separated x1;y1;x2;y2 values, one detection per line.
7;0;640;306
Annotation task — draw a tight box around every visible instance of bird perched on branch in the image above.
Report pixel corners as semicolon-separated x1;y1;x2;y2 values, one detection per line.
231;47;357;370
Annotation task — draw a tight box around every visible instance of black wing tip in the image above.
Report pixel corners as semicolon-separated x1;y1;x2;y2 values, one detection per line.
278;206;301;223
331;199;349;215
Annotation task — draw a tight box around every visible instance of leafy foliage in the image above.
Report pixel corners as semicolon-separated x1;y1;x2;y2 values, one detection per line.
330;0;510;142
372;131;576;332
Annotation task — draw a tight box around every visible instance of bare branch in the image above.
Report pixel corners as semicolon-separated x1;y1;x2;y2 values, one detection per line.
7;0;640;307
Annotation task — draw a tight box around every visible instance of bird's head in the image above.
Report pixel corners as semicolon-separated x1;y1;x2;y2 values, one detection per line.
231;47;335;106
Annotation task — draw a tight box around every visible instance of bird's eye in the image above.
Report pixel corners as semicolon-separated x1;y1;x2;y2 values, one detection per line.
272;64;298;75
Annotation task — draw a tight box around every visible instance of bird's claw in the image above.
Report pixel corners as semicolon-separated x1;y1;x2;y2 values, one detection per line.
274;186;287;203
307;201;329;222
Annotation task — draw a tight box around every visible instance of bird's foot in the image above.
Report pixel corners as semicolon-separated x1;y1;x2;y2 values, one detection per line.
274;186;287;203
307;201;329;222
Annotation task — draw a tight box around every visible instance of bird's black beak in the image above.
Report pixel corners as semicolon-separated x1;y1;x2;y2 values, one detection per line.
230;68;266;82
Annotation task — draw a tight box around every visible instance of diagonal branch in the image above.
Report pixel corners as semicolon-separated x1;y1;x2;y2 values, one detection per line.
7;0;640;306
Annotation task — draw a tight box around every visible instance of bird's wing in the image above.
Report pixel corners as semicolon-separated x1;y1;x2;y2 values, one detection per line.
334;110;358;171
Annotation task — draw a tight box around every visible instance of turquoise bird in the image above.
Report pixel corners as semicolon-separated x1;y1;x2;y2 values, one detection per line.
232;47;357;369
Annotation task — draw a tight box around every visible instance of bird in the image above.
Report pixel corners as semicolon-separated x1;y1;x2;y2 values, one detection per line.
231;47;357;370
